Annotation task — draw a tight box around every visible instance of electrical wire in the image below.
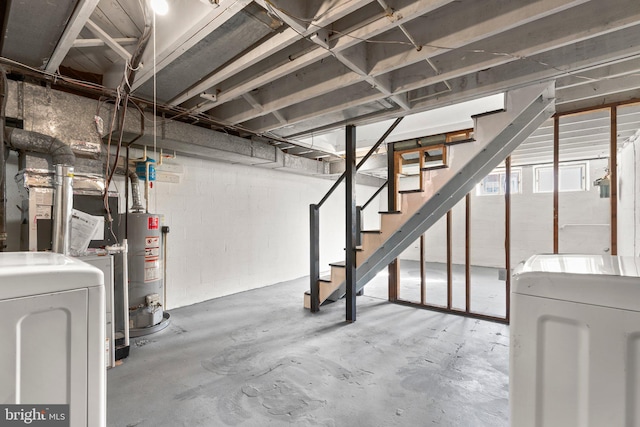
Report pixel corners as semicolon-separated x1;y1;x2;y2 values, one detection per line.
153;9;158;215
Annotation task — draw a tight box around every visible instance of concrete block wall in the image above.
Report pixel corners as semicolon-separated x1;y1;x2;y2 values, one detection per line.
4;145;379;310
113;151;379;309
399;158;611;268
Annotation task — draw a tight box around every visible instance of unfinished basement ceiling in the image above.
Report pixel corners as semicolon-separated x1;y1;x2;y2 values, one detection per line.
1;0;639;155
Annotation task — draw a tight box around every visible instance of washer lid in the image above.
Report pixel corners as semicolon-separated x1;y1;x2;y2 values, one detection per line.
0;252;103;300
512;254;640;311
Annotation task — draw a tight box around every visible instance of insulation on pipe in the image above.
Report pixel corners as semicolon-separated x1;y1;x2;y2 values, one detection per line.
4;128;76;166
127;168;144;213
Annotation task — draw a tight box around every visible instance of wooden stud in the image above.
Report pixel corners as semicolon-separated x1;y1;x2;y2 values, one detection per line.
610;106;618;255
388;259;399;302
465;193;471;314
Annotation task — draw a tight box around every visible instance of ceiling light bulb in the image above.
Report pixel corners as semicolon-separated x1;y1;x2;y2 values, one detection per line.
150;0;169;15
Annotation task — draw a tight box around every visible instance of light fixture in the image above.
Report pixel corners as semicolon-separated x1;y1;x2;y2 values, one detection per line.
150;0;169;15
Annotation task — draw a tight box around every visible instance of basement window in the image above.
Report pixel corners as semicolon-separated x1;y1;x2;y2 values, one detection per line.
476;168;521;196
534;162;588;193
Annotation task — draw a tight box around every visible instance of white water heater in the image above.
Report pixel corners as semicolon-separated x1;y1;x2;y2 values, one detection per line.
124;212;169;336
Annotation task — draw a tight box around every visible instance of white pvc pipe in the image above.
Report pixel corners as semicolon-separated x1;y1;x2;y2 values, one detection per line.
122;239;130;348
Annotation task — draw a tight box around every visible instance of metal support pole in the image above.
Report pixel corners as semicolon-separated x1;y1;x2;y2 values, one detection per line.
309;204;320;312
505;156;512;322
356;206;362;247
446;210;452;309
387;141;396;211
553;115;559;254
346;125;357;323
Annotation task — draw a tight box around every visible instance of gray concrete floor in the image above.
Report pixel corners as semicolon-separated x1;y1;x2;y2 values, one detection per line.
107;274;509;427
365;261;507;318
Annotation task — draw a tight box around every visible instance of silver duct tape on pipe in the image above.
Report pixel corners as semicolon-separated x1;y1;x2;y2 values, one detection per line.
52;165;74;254
5;128;76;166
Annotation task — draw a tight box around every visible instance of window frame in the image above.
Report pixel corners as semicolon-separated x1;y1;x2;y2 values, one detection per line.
475;167;522;196
533;161;589;193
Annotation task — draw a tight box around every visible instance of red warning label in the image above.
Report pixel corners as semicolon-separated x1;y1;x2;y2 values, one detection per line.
148;216;159;230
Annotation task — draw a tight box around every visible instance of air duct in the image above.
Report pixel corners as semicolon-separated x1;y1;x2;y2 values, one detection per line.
4;128;76;166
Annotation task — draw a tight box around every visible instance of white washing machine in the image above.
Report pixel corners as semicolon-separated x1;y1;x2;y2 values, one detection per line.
0;252;105;427
510;254;640;427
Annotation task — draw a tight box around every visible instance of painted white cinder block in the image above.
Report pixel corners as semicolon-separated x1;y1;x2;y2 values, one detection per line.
113;152;379;309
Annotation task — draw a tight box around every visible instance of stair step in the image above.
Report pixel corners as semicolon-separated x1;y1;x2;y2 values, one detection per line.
319;275;332;282
471;108;506;119
379;210;402;215
399;189;424;194
329;261;345;267
361;229;382;234
343;246;364;251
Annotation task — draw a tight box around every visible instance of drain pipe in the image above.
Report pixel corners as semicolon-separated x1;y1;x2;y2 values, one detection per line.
0;68;7;251
4;128;76;253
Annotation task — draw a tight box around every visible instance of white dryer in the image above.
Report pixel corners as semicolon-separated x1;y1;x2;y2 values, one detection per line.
511;254;640;427
0;252;105;427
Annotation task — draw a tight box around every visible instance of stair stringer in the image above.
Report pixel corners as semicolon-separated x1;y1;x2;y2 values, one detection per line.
304;82;555;309
353;82;555;292
310;83;556;307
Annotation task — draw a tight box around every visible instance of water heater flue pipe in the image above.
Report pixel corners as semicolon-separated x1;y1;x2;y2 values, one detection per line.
52;165;74;254
4;128;76;254
127;168;144;213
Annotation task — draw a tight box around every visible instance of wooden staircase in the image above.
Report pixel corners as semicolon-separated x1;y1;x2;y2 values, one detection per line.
305;82;555;309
